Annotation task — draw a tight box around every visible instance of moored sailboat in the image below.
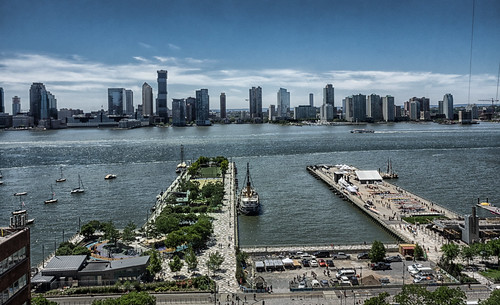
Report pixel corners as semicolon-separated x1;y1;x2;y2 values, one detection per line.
56;167;66;182
238;163;260;215
44;185;58;204
71;174;85;194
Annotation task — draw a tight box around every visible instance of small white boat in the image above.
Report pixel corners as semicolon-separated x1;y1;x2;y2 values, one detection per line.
44;185;58;204
71;174;85;194
14;192;28;196
56;167;66;182
104;174;117;180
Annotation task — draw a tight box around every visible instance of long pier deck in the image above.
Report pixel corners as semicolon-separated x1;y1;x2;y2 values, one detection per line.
306;164;462;262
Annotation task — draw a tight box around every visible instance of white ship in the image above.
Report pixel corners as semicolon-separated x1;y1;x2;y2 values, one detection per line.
238;163;260;215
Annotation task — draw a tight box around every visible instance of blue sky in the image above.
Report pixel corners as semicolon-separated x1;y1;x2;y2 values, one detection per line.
0;0;499;112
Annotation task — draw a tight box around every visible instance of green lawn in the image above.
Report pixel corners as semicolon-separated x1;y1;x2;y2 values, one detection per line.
199;166;220;178
402;215;445;224
480;268;500;282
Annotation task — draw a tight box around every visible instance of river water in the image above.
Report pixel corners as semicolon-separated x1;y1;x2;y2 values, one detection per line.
0;122;499;267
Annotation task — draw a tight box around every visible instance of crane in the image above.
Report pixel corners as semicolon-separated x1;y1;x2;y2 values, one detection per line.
478;98;499;106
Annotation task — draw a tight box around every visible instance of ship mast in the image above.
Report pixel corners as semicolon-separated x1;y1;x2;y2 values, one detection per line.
246;163;251;196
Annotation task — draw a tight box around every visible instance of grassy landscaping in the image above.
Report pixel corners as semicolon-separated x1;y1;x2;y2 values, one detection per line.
402;215;445;224
480;268;500;282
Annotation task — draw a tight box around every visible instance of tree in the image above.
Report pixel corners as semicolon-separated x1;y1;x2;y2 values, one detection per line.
169;255;184;274
144;249;162;275
487;239;500;268
102;221;120;245
364;292;390;305
207;251;225;274
155;215;180;235
414;244;425;260
394;284;431;305
429;286;466;305
91;291;155;305
480;289;500;305
474;242;492;263
164;231;186;249
72;246;91;256
441;243;460;264
460;245;476;267
32;296;58;305
185;247;198;272
80;223;96;240
369;240;386;263
56;245;74;256
122;221;136;243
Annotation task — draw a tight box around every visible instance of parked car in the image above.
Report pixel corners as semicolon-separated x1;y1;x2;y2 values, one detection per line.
371;262;391;270
326;259;335;267
357;252;370;259
385;255;402;262
313;251;330;258
407;263;423;273
310;259;319;267
349;276;359;285
332;252;351;259
298;281;306;289
302;259;310;267
380;277;390;284
320;279;329;287
318;259;327;267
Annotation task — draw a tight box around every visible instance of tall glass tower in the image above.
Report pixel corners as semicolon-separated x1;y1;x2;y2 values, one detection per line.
156;70;168;121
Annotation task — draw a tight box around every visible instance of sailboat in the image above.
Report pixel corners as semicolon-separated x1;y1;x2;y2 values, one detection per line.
44;185;58;204
56;167;66;182
71;174;85;194
175;145;187;173
379;159;398;179
237;163;260;215
15;197;34;224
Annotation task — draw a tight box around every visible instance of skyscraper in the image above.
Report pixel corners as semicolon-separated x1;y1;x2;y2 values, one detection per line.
220;93;226;119
277;88;290;118
156;70;168;121
142;82;153;116
172;98;186;126
309;93;314;107
107;88;126;115
125;89;134;115
30;82;57;124
185;97;196;123
344;94;366;122
249;87;263;119
382;95;395;122
12;96;21;115
195;89;210;126
366;94;382;121
323;84;334;106
0;87;4;113
443;93;454;120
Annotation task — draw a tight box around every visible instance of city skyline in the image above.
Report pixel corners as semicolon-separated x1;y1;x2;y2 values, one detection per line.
0;0;499;112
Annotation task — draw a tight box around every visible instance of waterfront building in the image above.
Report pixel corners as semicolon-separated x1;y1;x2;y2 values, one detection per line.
195;89;210;126
30;82;58;125
172;98;186;126
459;110;472;124
309;93;314;107
438;100;444;116
142;82;153;117
443;93;454;120
249;87;263;119
0;214;31;305
277;88;290;118
409;96;430;113
0;87;4;113
409;100;420;120
394;105;402;118
125;89;134;115
382;95;395;122
320;103;334;121
107;88;126;115
466;103;479;119
58;108;83;121
220;93;226;119
323;84;334;106
344;94;366;122
185;97;196;123
294;105;316;120
268;104;276;121
366;94;382;121
12;96;21;115
156;70;168;121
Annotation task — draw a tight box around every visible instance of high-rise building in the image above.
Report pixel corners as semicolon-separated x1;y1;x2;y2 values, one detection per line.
107;88;126;115
309;93;314;107
12;96;21;115
172;98;186;126
323;84;334;106
443;93;454;120
0;87;4;113
30;83;57;124
156;70;168;121
142;82;153;116
382;95;395;122
125;89;134;115
320;104;335;121
220;93;226;119
0;214;31;305
294;105;316;120
366;94;382;121
409;100;420;120
195;89;210;126
277;88;290;118
344;94;366;122
249;87;263;119
185;97;196;123
268;104;276;121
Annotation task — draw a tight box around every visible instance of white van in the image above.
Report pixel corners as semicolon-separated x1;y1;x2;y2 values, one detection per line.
336;269;356;279
410;266;432;277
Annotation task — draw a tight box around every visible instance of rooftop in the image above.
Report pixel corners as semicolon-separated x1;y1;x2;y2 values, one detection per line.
44;255;87;272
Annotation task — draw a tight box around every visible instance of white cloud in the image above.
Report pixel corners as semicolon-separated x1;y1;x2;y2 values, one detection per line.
138;42;153;49
168;43;180;50
0;53;496;112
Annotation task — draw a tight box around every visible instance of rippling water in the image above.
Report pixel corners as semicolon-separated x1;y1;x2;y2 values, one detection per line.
0;122;499;266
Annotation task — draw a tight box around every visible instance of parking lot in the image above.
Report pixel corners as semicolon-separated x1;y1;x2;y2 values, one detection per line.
248;251;435;293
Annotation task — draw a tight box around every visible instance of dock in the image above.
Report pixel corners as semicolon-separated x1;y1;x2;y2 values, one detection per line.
306;164;462;262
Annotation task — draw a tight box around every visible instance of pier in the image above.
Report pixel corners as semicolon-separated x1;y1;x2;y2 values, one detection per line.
306;164;462;262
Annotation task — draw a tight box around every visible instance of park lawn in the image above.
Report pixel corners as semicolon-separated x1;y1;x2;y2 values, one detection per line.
199;166;221;178
480;268;500;282
402;215;445;224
